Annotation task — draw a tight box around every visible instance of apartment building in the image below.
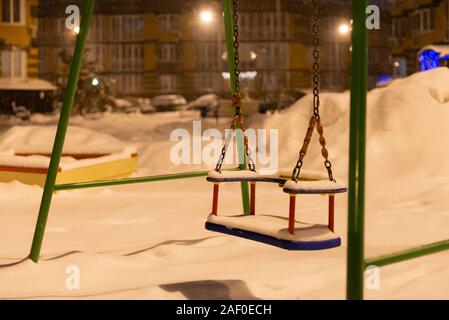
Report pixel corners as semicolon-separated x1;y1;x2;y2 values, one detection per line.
390;0;449;75
37;0;356;99
0;0;39;79
38;0;146;95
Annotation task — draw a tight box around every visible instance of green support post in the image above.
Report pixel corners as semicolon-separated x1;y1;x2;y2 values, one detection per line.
53;168;240;191
346;0;368;300
29;0;96;263
366;239;449;268
222;0;250;214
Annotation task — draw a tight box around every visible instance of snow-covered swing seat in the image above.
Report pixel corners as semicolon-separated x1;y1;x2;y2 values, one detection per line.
205;168;347;250
205;0;346;250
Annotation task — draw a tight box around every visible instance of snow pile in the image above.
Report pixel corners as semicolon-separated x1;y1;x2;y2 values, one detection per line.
0;125;137;169
254;68;449;183
0;125;130;156
1;69;449;300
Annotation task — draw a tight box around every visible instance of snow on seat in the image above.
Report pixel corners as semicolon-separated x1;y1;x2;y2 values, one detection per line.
206;214;341;250
283;179;347;195
207;168;331;184
206;169;260;182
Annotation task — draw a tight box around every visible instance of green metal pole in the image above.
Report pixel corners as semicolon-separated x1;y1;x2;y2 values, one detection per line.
54;168;240;191
29;0;96;263
346;0;368;300
366;239;449;268
222;0;250;214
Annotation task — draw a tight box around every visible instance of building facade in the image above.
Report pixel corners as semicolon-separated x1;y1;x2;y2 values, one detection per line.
37;0;355;100
0;0;39;79
390;0;449;76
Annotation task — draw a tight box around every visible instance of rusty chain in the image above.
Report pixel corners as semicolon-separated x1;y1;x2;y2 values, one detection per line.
215;0;255;173
292;0;335;182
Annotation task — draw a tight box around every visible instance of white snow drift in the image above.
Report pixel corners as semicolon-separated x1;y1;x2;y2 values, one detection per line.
0;68;449;299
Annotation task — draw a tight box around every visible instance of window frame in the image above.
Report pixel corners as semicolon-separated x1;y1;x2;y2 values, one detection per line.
158;14;179;33
1;48;27;78
1;0;25;25
159;74;178;92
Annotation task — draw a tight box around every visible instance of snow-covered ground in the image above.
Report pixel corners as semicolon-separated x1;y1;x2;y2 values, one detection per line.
1;69;449;299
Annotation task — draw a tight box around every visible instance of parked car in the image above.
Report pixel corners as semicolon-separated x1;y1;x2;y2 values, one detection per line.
124;97;155;114
187;94;219;117
151;95;187;112
113;98;139;113
138;98;155;114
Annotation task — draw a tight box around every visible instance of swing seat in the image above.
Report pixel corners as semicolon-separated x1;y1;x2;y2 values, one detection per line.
206;214;341;250
283;179;347;195
207;169;260;182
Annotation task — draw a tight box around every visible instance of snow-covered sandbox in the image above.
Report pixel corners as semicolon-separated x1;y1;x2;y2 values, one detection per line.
0;126;138;186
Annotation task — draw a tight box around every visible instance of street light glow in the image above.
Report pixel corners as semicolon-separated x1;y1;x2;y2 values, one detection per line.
200;10;214;24
250;51;257;60
338;23;350;35
92;77;99;86
73;26;80;34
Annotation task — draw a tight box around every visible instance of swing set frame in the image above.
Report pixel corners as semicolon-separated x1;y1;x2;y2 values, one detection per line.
26;0;449;300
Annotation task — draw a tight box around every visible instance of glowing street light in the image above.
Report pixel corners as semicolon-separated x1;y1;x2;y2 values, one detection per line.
91;77;99;86
221;51;228;60
250;51;257;60
73;26;80;34
338;23;350;35
200;10;214;24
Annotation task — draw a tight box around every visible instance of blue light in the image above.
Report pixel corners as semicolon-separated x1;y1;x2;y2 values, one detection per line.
419;50;444;71
377;75;392;83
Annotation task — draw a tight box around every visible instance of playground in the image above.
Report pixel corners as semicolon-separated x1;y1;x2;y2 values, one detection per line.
1;67;449;299
1;0;449;300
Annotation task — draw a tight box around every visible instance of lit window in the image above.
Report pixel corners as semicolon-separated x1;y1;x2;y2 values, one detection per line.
160;44;177;62
412;9;435;33
1;0;24;24
1;48;27;78
158;14;179;33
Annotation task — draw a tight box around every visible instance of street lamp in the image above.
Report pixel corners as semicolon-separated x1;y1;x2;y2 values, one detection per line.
199;9;214;24
73;26;80;34
338;23;350;35
250;51;257;60
91;77;100;86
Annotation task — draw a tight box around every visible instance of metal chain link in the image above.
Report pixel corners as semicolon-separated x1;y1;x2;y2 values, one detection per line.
214;0;256;173
238;117;256;172
232;0;241;115
215;125;235;173
292;0;335;182
312;0;320;119
215;115;256;173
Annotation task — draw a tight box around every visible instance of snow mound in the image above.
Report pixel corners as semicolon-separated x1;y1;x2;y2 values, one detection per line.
0;125;133;156
254;67;449;182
